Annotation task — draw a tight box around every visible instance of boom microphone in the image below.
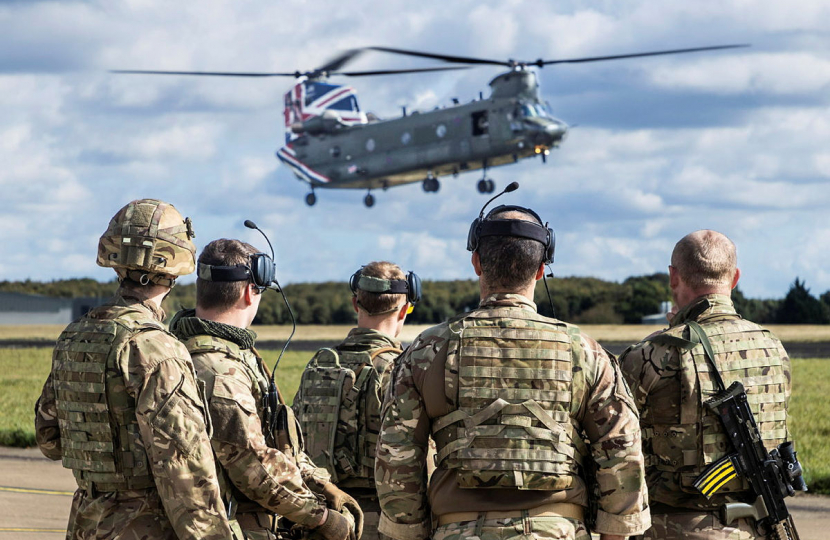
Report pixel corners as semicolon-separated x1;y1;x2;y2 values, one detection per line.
478;181;520;218
244;219;275;260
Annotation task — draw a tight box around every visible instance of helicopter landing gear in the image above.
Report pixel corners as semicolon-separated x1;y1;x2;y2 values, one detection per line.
364;192;375;208
305;191;317;206
422;176;440;193
477;178;495;194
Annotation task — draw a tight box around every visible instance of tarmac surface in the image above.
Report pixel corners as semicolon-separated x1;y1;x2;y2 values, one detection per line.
1;447;828;539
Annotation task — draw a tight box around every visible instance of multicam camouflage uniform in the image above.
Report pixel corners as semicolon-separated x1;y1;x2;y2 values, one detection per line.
293;328;403;540
35;291;232;540
170;309;332;540
619;294;791;540
375;293;650;540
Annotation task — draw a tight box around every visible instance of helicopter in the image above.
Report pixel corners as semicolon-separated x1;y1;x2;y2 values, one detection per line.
114;43;746;207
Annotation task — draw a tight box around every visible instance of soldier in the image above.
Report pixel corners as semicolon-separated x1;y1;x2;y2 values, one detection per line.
374;199;650;540
293;262;420;540
619;230;792;540
34;199;233;539
169;238;362;540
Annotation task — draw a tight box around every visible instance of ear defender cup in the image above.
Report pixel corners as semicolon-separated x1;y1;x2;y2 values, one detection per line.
406;271;422;304
349;268;363;295
250;253;276;290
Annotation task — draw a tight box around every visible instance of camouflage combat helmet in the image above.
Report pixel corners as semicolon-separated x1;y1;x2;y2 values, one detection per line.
97;199;196;287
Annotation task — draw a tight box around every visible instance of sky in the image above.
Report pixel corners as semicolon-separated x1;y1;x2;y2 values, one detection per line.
1;0;829;299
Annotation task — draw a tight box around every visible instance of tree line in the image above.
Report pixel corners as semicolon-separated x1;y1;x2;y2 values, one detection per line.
2;275;829;325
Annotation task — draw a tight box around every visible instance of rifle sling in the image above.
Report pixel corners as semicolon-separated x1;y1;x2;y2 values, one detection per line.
687;320;727;392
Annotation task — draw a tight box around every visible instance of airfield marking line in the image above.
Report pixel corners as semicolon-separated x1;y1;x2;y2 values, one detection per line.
0;485;73;496
0;528;64;532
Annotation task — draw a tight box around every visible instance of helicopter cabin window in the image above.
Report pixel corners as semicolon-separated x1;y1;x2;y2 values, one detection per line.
436;124;447;138
330;146;341;158
472;111;489;136
401;132;412;145
365;138;375;152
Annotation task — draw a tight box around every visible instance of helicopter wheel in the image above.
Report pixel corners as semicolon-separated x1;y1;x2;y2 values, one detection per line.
423;177;440;193
486;179;496;193
364;193;375;208
305;192;317;206
477;179;488;194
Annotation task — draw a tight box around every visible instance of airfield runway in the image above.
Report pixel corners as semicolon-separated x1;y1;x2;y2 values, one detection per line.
1;447;828;539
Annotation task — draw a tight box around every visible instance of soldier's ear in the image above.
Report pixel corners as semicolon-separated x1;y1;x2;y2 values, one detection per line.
471;252;483;276
534;262;545;282
731;268;741;290
352;296;360;314
243;283;257;307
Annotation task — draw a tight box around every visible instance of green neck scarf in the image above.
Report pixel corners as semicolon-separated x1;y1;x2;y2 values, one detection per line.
170;308;257;350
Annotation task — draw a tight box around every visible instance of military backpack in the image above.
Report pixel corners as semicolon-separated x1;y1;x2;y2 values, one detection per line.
294;345;401;487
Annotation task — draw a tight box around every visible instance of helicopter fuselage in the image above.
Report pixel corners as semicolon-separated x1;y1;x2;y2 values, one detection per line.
277;69;568;191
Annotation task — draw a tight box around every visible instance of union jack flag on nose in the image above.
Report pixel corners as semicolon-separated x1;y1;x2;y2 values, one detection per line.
283;81;367;142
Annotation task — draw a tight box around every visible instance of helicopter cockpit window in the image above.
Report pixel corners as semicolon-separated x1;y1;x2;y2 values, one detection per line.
328;96;360;112
518;103;550;118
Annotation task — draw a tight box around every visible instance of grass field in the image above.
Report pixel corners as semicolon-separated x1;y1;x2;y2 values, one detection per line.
7;323;830;344
3;348;828;493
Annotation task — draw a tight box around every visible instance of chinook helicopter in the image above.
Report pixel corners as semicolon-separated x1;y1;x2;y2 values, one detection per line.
114;43;745;207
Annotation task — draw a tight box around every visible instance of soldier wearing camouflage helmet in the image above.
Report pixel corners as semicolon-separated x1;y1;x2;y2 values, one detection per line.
375;196;650;540
34;199;233;540
619;230;792;540
169;238;363;540
293;261;419;540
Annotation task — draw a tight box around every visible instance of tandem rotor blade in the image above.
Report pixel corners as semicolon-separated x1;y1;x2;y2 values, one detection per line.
336;66;470;76
370;43;749;69
368;46;509;66
316;49;364;74
536;44;750;66
110;69;300;77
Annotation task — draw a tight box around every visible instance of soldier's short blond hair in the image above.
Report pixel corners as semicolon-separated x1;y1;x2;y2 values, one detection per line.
355;261;406;316
671;230;737;290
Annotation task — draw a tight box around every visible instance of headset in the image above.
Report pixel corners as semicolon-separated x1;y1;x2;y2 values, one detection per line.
197;252;276;292
349;267;422;306
466;182;555;265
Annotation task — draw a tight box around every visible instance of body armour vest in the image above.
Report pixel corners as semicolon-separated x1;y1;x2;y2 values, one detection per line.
183;336;304;501
296;342;400;487
52;304;162;492
432;305;588;490
644;311;789;497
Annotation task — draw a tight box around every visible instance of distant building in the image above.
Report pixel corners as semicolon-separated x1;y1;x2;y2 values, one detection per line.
642;300;673;325
0;291;107;325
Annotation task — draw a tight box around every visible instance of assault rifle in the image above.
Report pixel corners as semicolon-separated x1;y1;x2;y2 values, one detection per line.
688;322;806;540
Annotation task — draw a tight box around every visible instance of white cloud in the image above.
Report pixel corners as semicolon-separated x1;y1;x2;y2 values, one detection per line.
0;0;829;301
650;53;830;95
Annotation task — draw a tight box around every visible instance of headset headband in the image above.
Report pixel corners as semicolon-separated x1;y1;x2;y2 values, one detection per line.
350;267;422;305
357;275;409;294
197;263;252;282
467;203;555;265
477;219;550;245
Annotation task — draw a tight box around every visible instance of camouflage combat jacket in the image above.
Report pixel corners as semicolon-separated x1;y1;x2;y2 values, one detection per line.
293;327;402;492
619;294;791;511
375;293;649;540
170;310;330;528
34;290;232;540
